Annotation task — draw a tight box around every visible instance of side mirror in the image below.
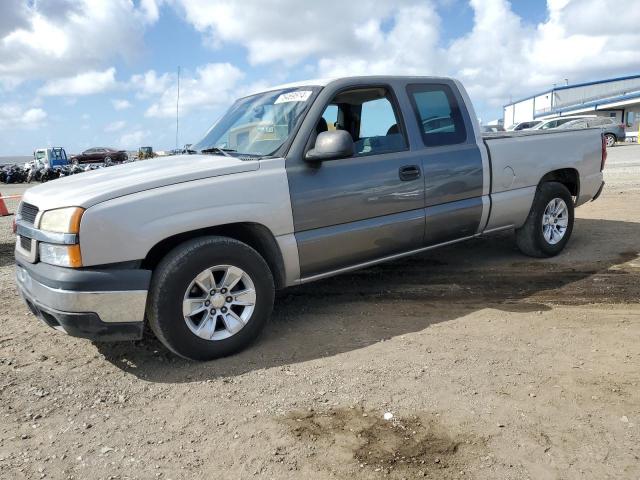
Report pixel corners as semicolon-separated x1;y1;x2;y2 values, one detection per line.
305;130;354;162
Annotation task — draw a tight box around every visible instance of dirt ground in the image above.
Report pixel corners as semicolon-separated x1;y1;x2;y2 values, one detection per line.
0;146;638;480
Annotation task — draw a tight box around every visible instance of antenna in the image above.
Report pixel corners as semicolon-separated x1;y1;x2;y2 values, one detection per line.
175;66;181;151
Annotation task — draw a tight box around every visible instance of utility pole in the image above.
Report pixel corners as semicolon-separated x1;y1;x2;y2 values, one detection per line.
176;66;181;151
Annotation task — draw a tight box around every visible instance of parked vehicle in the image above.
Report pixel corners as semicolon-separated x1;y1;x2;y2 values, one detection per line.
481;124;506;133
70;147;127;165
33;147;69;169
138;146;155;160
557;117;625;147
15;76;606;361
507;121;542;131
532;116;594;130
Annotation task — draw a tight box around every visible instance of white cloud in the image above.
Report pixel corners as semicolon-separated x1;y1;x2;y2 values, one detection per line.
0;104;47;129
0;1;155;84
143;63;244;118
317;4;443;78
176;0;421;65
129;70;174;99
38;68;118;96
140;0;162;23
112;99;132;110
173;0;640;114
119;129;151;149
105;120;127;133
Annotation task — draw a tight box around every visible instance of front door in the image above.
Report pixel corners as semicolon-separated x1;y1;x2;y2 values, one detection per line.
286;85;426;278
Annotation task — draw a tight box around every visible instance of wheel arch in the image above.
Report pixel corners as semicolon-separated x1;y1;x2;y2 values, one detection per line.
538;168;580;200
142;222;287;289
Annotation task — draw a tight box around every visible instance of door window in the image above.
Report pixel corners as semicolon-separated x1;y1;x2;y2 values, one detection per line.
317;87;407;156
407;84;467;146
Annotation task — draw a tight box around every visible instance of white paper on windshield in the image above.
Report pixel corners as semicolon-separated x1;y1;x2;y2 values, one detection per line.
274;90;313;104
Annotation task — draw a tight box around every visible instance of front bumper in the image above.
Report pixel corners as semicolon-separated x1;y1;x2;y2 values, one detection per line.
15;259;151;341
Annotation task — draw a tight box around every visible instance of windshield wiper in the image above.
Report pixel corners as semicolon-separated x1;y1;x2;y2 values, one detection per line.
200;147;237;158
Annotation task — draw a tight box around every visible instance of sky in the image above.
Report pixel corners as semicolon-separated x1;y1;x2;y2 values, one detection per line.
0;0;639;155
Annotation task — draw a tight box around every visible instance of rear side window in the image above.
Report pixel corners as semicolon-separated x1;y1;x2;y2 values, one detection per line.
407;84;466;146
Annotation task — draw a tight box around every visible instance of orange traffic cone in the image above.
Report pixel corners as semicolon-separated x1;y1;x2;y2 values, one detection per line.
0;193;12;216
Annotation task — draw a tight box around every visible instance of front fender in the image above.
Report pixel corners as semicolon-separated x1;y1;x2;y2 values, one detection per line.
79;159;294;266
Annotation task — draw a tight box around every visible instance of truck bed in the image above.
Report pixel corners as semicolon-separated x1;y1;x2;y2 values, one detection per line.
482;128;604;232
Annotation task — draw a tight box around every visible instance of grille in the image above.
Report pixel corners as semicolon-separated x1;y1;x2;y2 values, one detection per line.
19;236;32;251
19;202;39;225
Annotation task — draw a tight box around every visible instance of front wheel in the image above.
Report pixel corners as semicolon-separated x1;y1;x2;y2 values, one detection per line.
604;133;616;148
147;236;274;361
515;182;574;257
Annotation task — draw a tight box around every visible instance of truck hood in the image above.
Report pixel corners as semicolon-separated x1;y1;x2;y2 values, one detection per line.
23;154;260;210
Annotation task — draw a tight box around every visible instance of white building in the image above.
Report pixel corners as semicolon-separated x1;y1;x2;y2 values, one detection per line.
503;74;640;137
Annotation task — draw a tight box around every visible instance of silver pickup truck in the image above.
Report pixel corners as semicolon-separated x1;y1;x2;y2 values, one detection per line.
15;76;606;360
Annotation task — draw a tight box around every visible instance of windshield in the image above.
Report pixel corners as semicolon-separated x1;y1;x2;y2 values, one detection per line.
192;87;320;157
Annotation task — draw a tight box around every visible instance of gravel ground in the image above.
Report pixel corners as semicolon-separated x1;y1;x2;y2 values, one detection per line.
0;146;639;479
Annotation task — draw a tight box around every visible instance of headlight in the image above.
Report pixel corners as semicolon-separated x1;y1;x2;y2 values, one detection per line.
39;207;84;233
39;243;83;268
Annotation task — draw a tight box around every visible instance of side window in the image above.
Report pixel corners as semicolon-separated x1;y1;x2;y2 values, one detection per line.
407;84;466;146
315;87;407;156
356;96;405;155
322;105;338;131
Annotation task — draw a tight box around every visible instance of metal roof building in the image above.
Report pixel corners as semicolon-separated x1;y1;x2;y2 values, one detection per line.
503;74;640;137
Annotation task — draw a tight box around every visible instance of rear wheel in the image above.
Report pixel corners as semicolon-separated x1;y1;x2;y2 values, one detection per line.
604;133;616;148
515;182;574;257
147;236;274;361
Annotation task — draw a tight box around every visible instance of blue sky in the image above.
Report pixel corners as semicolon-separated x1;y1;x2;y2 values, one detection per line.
1;0;638;156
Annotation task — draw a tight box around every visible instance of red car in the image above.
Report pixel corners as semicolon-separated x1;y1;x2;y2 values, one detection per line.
70;147;128;165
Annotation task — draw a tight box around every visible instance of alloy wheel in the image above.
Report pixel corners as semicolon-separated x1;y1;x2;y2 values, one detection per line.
182;265;256;341
542;198;569;245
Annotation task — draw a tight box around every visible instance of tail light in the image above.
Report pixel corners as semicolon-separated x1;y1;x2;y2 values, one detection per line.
601;133;607;171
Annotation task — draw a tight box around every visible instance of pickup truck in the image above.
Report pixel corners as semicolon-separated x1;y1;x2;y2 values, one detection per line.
15;76;606;361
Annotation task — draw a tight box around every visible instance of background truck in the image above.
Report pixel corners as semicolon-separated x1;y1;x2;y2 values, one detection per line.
15;76;606;361
33;147;68;169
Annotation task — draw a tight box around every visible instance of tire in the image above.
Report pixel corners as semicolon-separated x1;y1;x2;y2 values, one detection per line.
515;182;574;258
604;133;616;148
147;236;275;361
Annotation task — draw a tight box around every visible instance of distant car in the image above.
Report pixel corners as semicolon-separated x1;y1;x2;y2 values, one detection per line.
507;121;542;131
422;116;455;133
70;147;127;165
481;125;506;133
557;117;625;147
531;116;594;131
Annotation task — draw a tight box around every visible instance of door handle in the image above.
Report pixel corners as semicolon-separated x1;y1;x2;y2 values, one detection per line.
399;165;421;181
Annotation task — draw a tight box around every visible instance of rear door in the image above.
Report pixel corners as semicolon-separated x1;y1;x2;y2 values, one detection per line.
285;83;426;278
405;83;485;245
